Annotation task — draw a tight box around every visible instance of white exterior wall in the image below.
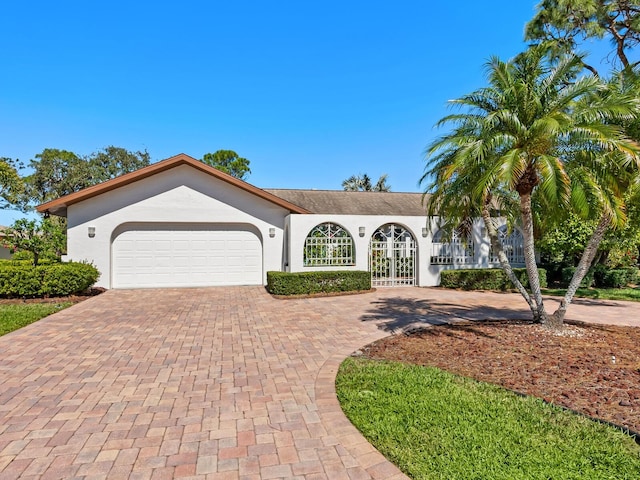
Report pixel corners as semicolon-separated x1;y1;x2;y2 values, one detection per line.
426;217;494;285
66;165;290;288
287;214;500;287
64;164;512;289
287;214;435;286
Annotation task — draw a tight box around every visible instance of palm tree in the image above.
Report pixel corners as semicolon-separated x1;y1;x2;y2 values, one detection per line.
423;46;639;328
342;174;391;192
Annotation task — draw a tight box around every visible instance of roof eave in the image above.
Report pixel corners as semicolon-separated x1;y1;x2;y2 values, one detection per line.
36;153;311;217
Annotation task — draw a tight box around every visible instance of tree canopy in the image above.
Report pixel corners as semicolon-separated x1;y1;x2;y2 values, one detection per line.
87;146;150;183
3;218;66;266
201;150;251;180
342;174;391;192
13;146;150;211
0;158;23;209
423;46;640;328
525;0;640;74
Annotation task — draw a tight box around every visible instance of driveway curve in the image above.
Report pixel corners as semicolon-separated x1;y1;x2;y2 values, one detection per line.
1;286;639;479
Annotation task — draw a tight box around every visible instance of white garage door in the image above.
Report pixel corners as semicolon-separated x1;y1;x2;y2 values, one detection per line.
112;224;263;288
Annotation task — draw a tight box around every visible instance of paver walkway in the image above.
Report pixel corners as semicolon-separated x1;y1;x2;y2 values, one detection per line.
1;287;639;480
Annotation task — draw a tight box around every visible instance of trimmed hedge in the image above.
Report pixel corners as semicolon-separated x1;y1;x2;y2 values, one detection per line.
561;267;594;288
266;270;371;296
440;268;547;291
594;266;639;288
0;262;100;297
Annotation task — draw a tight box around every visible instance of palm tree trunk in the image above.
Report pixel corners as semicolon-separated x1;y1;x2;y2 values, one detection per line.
549;214;611;328
519;193;548;323
481;201;538;319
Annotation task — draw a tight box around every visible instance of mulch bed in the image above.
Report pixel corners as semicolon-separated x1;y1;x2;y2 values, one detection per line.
361;319;640;435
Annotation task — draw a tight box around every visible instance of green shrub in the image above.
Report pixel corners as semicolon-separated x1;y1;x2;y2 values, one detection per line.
0;266;42;297
11;250;33;261
8;251;58;264
0;257;55;266
561;267;594;288
266;270;371;296
440;268;547;291
0;262;100;298
539;262;565;286
594;266;639;288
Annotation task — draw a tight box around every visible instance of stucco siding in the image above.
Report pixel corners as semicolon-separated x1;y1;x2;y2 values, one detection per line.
287;215;504;287
61;161;514;289
426;217;494;285
66;165;290;288
287;214;436;285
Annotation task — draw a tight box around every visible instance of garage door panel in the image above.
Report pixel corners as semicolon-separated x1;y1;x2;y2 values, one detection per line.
210;256;225;267
173;240;190;250
155;240;171;251
227;241;244;250
136;256;154;268
112;225;263;288
191;255;207;265
192;240;207;250
244;255;261;267
227;255;243;267
137;240;154;250
156;256;172;268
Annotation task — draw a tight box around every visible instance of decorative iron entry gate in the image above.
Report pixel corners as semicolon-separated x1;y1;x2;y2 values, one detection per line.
369;224;416;287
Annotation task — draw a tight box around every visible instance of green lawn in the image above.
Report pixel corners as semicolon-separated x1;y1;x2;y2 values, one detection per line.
337;357;640;480
0;302;73;336
543;287;640;302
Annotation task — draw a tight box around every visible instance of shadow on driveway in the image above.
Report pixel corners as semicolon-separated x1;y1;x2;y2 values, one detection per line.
359;295;532;333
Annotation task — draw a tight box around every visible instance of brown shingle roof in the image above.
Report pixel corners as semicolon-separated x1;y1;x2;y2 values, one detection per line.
264;189;429;216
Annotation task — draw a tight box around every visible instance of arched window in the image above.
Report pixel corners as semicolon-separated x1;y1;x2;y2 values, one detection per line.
304;223;355;266
490;226;525;264
369;224;416;286
430;228;474;265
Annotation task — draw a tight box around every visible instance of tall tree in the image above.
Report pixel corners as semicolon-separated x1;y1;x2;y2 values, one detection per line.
87;146;150;183
20;149;90;209
528;0;640;272
342;174;391;192
16;147;152;211
201;150;251;180
0;158;23;209
525;0;640;74
423;46;639;328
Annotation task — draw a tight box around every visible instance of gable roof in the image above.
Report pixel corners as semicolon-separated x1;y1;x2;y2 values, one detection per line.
36;153;311;217
264;189;429;216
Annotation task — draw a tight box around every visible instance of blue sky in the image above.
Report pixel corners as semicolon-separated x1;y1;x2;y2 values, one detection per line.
2;1;552;224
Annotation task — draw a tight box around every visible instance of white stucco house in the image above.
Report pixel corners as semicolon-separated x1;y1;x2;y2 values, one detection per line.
36;153;524;289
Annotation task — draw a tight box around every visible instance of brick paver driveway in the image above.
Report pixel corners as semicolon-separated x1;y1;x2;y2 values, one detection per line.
1;287;639;479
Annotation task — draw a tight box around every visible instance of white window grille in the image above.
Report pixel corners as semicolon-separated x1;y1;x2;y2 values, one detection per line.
490;226;525;264
369;224;416;287
430;229;474;265
304;223;355;266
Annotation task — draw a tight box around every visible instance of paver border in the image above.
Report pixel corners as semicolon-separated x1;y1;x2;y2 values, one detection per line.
314;335;410;480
